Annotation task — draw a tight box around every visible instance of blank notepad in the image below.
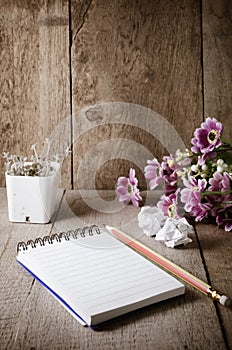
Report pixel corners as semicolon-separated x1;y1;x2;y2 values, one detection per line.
17;226;185;326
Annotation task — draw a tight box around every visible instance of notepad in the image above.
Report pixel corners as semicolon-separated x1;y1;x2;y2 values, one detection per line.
17;226;185;327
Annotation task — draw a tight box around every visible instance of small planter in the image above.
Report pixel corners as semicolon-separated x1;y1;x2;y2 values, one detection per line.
5;162;60;224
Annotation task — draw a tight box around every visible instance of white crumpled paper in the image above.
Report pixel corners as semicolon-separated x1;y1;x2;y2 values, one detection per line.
138;206;166;236
138;206;193;248
155;217;193;248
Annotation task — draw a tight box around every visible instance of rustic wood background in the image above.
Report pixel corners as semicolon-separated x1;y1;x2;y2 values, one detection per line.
0;0;231;189
0;188;232;349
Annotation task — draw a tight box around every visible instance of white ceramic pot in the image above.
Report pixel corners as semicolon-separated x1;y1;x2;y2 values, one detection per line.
5;162;60;223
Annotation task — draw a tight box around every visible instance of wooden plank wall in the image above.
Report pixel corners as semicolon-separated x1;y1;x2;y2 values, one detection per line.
0;0;71;187
0;0;231;189
202;0;232;139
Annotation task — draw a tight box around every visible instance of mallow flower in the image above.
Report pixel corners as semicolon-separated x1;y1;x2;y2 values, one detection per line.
116;168;142;206
144;158;162;190
191;117;223;164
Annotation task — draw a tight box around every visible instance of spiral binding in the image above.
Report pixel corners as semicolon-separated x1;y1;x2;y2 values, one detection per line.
17;225;101;252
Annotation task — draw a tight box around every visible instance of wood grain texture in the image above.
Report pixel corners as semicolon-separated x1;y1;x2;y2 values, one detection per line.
1;188;230;350
195;223;232;349
201;5;232;346
0;0;231;190
71;0;203;189
0;188;53;349
202;0;232;140
0;0;71;188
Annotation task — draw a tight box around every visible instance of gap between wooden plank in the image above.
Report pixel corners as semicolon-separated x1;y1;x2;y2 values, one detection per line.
68;0;74;190
200;0;205;122
193;224;230;350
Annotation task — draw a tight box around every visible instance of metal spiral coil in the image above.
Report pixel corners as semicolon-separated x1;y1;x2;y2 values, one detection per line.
17;225;101;252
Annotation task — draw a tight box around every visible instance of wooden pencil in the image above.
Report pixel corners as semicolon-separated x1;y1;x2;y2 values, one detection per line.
105;225;230;306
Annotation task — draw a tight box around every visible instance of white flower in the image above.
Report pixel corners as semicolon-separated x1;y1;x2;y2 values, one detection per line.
30;155;36;162
217;159;224;166
216;159;228;173
217;165;223;173
3;138;67;177
138;206;166;236
2;152;9;158
191;164;198;172
64;145;72;158
201;164;208;171
44;138;53;145
54;154;61;162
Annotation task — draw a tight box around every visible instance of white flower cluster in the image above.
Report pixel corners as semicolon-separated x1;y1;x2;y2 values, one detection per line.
3;139;71;177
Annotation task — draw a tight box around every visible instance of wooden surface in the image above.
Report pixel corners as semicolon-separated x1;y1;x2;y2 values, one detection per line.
202;0;232;141
0;0;71;188
71;0;202;189
0;0;231;189
1;188;232;350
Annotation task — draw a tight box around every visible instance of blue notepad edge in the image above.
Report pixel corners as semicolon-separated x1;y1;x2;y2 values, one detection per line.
17;259;89;327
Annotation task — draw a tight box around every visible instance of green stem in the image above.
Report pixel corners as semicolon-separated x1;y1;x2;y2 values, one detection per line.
202;190;232;196
221;137;232;147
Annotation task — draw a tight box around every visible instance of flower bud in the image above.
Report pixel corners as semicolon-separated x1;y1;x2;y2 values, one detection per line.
202;164;208;171
217;159;224;166
217;165;223;173
191;164;198;172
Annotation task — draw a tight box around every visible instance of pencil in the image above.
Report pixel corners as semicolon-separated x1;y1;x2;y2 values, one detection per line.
105;225;230;306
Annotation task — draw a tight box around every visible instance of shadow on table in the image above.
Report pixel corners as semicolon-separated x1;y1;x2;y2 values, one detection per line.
92;289;200;332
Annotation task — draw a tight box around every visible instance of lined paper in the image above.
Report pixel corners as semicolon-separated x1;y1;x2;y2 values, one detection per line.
17;230;184;325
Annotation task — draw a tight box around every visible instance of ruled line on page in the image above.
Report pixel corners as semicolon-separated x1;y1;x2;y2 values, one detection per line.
18;230;184;319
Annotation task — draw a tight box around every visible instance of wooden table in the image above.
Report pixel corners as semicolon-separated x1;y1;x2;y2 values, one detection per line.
1;188;231;350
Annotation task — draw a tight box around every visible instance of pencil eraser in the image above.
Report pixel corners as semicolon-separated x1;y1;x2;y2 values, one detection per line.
220;295;230;307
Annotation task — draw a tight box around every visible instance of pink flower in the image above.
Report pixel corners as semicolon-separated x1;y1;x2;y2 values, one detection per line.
157;191;181;219
216;211;232;232
191;117;223;164
116;168;142;206
160;155;179;186
144;158;162;190
165;183;178;196
180;176;212;221
206;172;232;215
209;172;231;193
144;153;181;191
181;176;207;212
191;200;212;222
